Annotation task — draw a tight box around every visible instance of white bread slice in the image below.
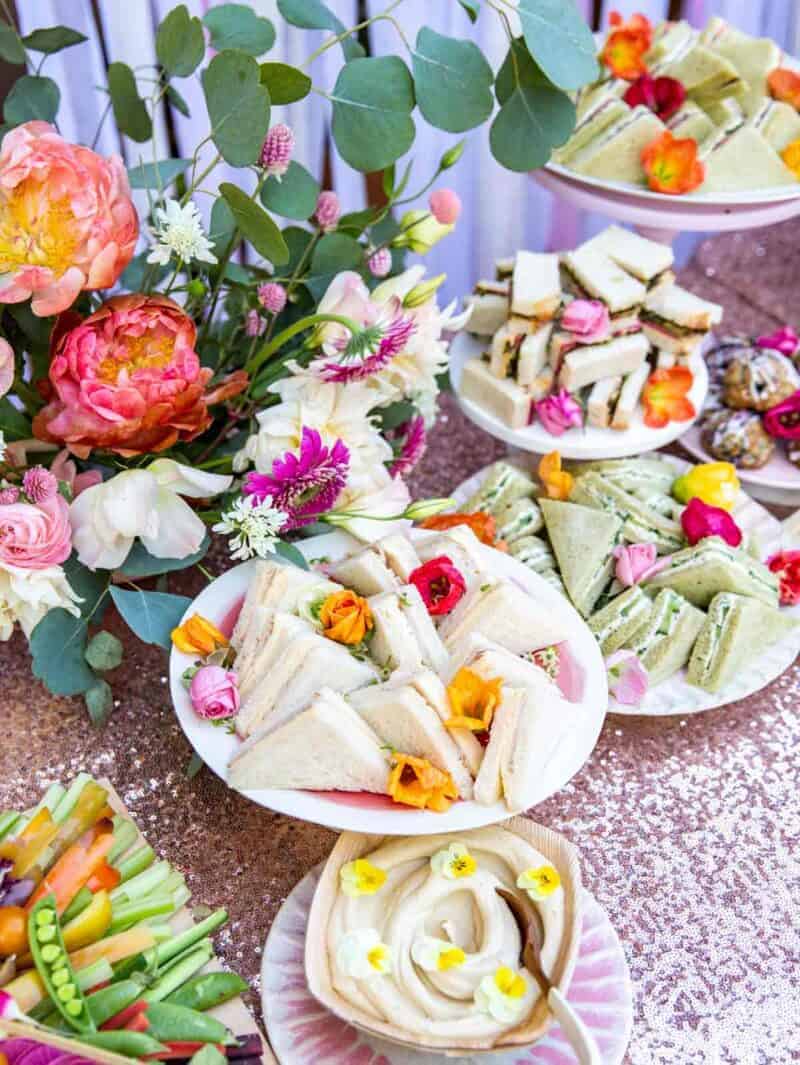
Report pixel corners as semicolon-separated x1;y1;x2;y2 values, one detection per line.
580;224;674;282
511;251;561;320
473;689;521;806
402;668;484;776
460;359;531;429
465;292;509;337
330;549;399;596
644;280;723;330
231;561;337;648
350;680;474;799
439;577;569;655
587;375;623;428
374;533;421;583
368;585;449;675
611;362;651;430
518;324;553;387
236;611;316;706
559;332;650;391
416;524;487;584
561;247;647;314
228;689;389;793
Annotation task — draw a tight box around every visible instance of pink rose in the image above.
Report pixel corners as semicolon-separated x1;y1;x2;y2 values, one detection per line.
613;542;669;586
561;299;611;344
535;389;583;436
0;121;138;317
189;665;240;720
680;497;742;547
0;337;13;398
606;650;648;706
429;188;462;225
757;325;798;357
0;494;71;569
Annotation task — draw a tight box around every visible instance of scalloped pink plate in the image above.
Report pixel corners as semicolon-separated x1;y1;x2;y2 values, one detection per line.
262;866;633;1065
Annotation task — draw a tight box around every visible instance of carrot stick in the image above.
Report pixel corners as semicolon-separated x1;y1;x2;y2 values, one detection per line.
87;861;122;892
102;1000;150;1031
26;819;114;913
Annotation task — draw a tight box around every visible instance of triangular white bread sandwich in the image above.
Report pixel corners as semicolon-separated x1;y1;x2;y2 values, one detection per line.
666;102;716;145
511;251;561;320
368;584;449;674
416;524;487;584
567;106;666;185
553;90;629;164
641;280;723;355
231;559;339;649
235;609;316;705
558;332;650;392
540;498;622;618
401;668;484;775
438;576;570;656
580;224;675;285
330;533;422;596
235;615;377;739
700;122;797;193
752;99;800;154
700;17;781;114
561;246;647;315
465;281;509;336
228;688;389;793
460;358;531;429
349;674;475;799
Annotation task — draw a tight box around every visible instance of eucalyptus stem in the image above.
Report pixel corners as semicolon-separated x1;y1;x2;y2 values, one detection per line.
181;152;222;205
246;313;362;378
303;0;404;69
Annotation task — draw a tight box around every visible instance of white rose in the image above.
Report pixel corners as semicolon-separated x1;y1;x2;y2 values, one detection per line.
0;562;81;640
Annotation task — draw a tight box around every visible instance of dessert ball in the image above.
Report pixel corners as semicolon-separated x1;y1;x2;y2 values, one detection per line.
723;350;800;412
701;409;775;469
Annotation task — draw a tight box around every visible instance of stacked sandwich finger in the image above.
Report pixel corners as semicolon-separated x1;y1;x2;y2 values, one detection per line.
224;529;583;814
462;226;721;432
461;457;796;695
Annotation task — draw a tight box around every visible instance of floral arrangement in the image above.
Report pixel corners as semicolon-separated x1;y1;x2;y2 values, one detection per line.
0;2;598;720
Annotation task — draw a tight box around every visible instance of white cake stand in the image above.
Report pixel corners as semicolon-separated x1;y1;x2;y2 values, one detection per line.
534;165;800;245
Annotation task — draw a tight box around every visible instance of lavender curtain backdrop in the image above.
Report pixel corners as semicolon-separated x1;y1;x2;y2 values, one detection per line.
16;0;800;303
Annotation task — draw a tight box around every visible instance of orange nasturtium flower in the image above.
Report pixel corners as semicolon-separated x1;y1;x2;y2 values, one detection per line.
601;29;650;80
538;451;573;501
641;131;705;195
387;754;458;812
171;613;228;655
609;10;653;43
420;511;498;546
319;588;373;645
641;366;696;429
446;667;503;732
768;68;800;110
782;138;800;178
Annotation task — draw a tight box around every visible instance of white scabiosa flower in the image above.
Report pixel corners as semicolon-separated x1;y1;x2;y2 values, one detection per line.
147;199;218;266
336;928;392;979
213;495;287;561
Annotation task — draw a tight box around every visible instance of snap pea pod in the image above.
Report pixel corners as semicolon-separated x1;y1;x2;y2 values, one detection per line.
28;958;114;1024
166;972;248;1012
27;894;95;1034
85;979;143;1027
77;1030;167;1058
144;1001;233;1045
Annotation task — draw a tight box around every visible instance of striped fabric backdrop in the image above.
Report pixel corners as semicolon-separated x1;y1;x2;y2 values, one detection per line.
10;0;800;301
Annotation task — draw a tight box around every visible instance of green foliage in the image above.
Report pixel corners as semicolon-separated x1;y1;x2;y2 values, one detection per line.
259;62;311;104
209;198;238;259
220;182;289;265
120;537;210;579
85;631;124;672
166;84;191;117
273;541;310;570
458;0;480;21
203;51;271;167
202;5;275;56
411;27;493;133
260;161;319;220
517;0;598;91
127;158;191;190
331;57;416;172
22;26;87;54
110;587;192;650
107;63;152;143
0;398;32;441
0;22;25;64
4;75;59;125
306;233;363;299
84;679;114;726
156;4;205;78
30;609;97;696
490;83;575;172
277;0;364;61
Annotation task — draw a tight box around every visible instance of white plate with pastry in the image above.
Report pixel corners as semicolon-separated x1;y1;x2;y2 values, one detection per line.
169;528;607;834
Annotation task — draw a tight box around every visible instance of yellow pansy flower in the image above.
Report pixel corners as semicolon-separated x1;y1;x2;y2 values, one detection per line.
430;841;477;880
411;935;467;972
336;928;392;979
339;858;387;898
517;864;562;900
475;965;531;1022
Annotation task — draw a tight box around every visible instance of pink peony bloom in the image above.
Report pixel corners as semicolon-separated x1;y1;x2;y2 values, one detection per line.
390;415;427;478
0;486;20;504
22;465;58;504
315;190;341;232
367;247;392;278
681;497;742;547
259;123;294;179
535;389;583;436
429;188;462;225
757;325;799;357
0;121;138;317
33;294;248;458
606;650;648;706
243;426;350;530
245;309;265;337
258;281;287;314
50;448;102;498
0;337;13;398
190;665;240;720
0;493;71;569
613;542;669;586
561;299;611;343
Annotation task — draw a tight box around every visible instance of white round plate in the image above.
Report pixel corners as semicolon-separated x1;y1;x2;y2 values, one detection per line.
681;423;800;507
262;865;633;1065
169;529;608;834
450;331;708;460
453;456;800;718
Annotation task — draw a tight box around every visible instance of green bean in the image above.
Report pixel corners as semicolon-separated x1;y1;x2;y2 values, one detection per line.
78;1031;167;1057
28;895;95;1034
144;1001;233;1045
113;844;155;883
166;971;248;1012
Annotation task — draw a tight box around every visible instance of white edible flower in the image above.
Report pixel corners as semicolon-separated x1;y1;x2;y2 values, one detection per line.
430;842;477;880
336;928;392;979
411;936;466;972
213;495;287;561
70;460;232;571
147;199;218;267
0;562;81;640
474;966;532;1023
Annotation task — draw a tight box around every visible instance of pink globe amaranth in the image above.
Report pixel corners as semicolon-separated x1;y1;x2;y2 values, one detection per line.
0;121;138;317
315;190;341;232
429;188;462;226
260;123;294;178
22;465;58;503
189;665;240;720
367;247;392;279
0;493;71;569
258;281;287;314
33;293;249;458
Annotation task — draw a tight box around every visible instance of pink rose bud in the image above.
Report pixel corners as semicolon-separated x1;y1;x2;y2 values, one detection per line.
757;325;799;357
22;465;58;504
561;299;611;344
245;309;265;337
681;497;742;547
0;485;20;504
189;665;240;720
535;389;583;436
605;650;648;706
429;187;462;226
613;542;667;586
368;247;392;278
257;281;287;314
259;123;294;179
315;190;341;232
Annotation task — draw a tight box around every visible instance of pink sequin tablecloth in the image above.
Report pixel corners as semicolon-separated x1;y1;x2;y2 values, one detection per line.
2;225;800;1065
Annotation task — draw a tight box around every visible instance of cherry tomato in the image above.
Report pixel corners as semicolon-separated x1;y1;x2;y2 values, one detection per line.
0;905;28;956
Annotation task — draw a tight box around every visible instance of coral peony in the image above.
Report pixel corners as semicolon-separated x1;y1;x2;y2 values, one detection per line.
0;121;138;317
33;294;246;457
0;494;71;570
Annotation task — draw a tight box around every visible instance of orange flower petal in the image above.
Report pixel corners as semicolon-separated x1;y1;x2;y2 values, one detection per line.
387;754;458;812
641;367;695;427
538;451;573;501
601;28;650;80
768;68;800;110
319;589;373;645
420;511;497;546
782;139;800;177
641;131;705;194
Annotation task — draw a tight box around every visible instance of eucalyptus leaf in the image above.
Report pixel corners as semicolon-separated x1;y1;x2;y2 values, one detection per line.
120;251;168;292
127;158;191;190
4;75;59;125
85;679;114;726
166;84;191;118
156;4;205;78
0;399;32;441
30;609;96;696
489;83;575;172
273;541;310;570
9;302;52;349
276;0;364;60
495;37;548;105
282;226;315;274
203;51;271;167
259;62;311;104
120;535;210;579
220;183;289;264
0;23;26;64
110;587;192;650
186;752;205;780
458;0;480;21
517;0;598;91
85;631;124;672
411;27;493;133
107;63;152;143
331;57;415;172
306;233;362;299
22;26;87;54
203;4;275;56
260;161;319;220
209;197;238;259
63;555;110;623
